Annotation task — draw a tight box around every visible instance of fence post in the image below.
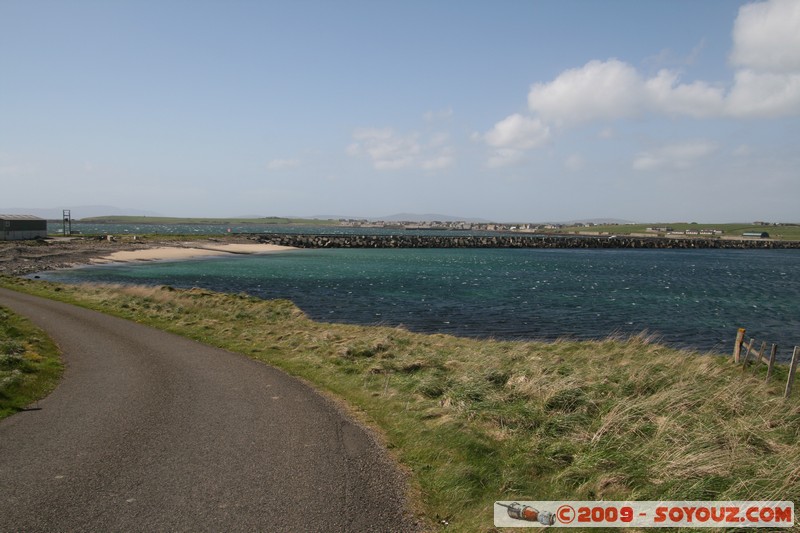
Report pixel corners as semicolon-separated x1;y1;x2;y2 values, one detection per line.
733;328;746;363
785;347;799;399
757;341;767;364
766;344;778;383
742;338;755;369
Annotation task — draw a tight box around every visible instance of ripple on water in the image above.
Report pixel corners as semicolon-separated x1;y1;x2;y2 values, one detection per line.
39;248;800;358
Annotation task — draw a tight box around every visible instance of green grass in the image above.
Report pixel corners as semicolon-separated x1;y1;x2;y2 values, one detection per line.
78;215;339;226
1;276;798;531
546;222;800;241
0;305;63;419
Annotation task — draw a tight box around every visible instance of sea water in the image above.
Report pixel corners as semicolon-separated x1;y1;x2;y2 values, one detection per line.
39;248;800;357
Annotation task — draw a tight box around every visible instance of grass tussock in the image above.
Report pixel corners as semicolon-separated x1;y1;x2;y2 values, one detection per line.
2;275;798;530
0;304;63;419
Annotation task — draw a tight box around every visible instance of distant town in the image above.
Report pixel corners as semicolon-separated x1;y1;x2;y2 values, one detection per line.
337;218;798;236
338;219;557;232
3;212;799;242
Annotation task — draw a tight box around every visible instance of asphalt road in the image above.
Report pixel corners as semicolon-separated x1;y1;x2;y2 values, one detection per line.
0;287;417;532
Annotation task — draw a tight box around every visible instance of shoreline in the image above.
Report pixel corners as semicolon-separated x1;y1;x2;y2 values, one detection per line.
259;233;800;250
89;243;296;265
0;236;296;277
3;231;799;278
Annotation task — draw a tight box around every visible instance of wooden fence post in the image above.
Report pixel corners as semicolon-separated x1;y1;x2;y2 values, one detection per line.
733;328;746;363
742;338;755;369
757;341;767;364
766;344;778;383
785;347;799;399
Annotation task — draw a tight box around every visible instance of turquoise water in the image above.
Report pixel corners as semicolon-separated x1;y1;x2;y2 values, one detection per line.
40;248;800;357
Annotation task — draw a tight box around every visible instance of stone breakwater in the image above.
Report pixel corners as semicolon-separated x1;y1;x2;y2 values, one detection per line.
257;234;800;249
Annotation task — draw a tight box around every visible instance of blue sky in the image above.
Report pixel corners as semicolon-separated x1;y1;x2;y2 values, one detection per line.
2;0;798;222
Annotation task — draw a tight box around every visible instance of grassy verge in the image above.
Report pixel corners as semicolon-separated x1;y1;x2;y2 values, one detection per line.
545;222;800;241
1;276;798;530
0;304;63;420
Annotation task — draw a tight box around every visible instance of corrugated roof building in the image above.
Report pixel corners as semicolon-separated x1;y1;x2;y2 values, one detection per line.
0;214;48;241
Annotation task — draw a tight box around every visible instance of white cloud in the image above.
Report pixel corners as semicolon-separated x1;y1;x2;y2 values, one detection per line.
482;114;551;167
477;0;798;169
347;128;419;170
487;148;525;169
267;158;301;170
644;70;725;117
632;141;717;171
421;148;455;170
347;127;454;171
730;0;800;73
726;0;800;116
521;0;800;126
484;114;551;150
527;59;728;124
528;59;643;124
564;154;584;172
725;69;800;117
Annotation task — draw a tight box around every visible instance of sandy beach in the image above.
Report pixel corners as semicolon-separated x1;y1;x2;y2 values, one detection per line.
90;243;295;264
0;237;296;276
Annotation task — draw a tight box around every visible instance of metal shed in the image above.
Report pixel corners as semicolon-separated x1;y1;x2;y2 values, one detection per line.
742;231;770;239
0;214;48;240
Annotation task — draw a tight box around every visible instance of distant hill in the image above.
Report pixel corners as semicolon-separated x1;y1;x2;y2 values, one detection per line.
0;207;638;226
308;214;634;224
78;215;338;226
561;218;637;225
0;205;162;220
310;213;493;223
378;213;493;223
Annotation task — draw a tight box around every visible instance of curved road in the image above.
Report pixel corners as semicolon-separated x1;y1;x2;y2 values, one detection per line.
0;288;416;532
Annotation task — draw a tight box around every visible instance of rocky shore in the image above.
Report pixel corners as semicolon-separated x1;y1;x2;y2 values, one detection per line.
3;233;798;277
257;233;800;250
0;235;270;276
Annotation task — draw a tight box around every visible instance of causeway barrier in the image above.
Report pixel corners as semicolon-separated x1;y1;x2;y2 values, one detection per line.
256;233;800;249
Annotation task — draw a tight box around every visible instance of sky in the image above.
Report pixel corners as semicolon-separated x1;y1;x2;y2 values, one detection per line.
1;0;799;223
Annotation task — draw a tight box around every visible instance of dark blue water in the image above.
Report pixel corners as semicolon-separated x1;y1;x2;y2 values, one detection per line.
39;248;800;357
